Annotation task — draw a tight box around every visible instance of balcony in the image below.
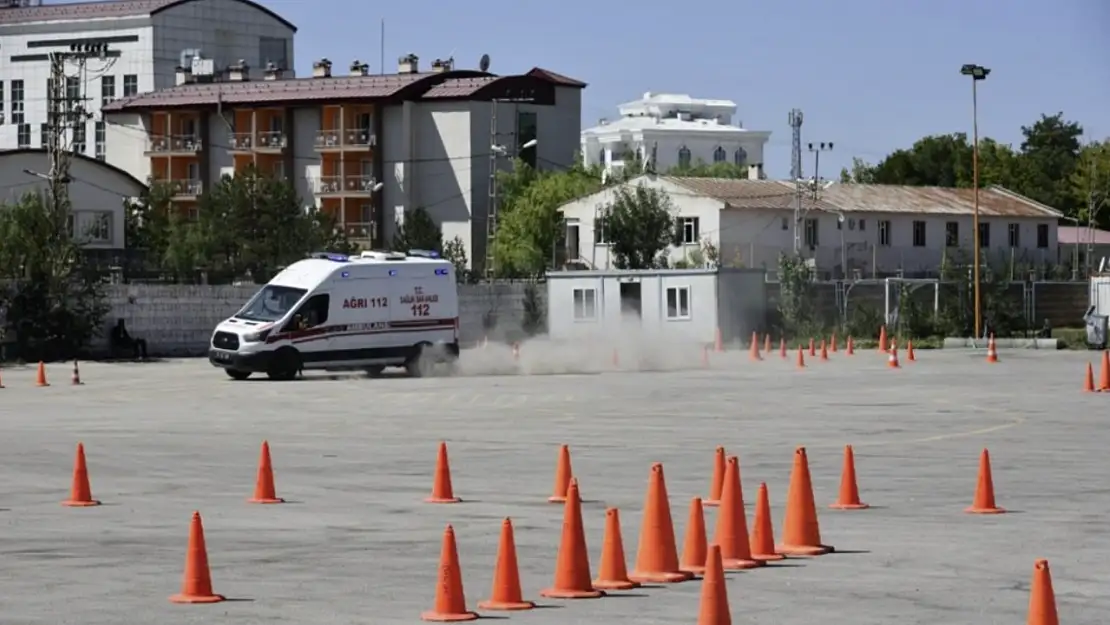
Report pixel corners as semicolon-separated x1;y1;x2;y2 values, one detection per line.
168;179;203;199
228;132;254;152
342;222;375;241
313;175;381;196
146;134;202;155
315;129;376;151
256;131;288;151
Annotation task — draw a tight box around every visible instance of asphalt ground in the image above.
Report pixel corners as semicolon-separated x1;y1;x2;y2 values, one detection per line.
0;345;1106;624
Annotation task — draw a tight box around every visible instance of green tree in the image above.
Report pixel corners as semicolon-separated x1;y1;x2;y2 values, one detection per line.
492;160;602;276
668;160;751;179
0;192;108;360
441;235;469;283
392;206;442;252
1017;113;1084;212
123;180;175;259
600;184;677;269
1071;139;1110;227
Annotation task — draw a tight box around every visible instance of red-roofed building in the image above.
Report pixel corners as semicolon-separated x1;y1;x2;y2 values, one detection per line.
102;55;586;265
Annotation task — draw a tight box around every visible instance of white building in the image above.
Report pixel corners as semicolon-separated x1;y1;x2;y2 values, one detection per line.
0;0;295;159
558;175;1063;279
580;92;771;179
102;56;585;269
0;147;147;249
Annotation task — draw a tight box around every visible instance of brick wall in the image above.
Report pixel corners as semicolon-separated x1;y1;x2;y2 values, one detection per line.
98;282;544;356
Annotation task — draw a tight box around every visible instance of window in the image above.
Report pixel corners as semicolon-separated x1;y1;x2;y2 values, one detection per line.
734;146;747;166
181;117;197;137
912;220;926;247
878;220;891;246
595;207;609;244
259;36;289;70
1007;223;1020;248
597;148;606;165
65;76;79;110
17;123;30;148
572;288;597;320
40;123;49;148
713;146;726;163
101;76;115;107
666;286;691;320
859;219;866;231
186;161;200;181
945;221;959;247
781;216;788;230
677;145;691;168
287;293;330;330
81;211;112;243
95;121;105;159
123;74;138;97
978;222;991;248
72;121;86;154
516;110;537;168
11;79;24;124
804;218;819;246
1037;223;1049;249
677;216;699;244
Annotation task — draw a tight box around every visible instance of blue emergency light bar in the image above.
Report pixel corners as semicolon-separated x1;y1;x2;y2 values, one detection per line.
435;268;449;276
407;249;440;259
309;252;349;262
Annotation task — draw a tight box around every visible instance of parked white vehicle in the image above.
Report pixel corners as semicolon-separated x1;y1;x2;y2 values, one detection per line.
209;250;460;380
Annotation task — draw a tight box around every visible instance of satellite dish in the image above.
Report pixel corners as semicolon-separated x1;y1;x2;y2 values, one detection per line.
479;53;490;72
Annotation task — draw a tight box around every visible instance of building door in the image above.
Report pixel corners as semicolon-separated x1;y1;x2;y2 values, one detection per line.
619;281;642;320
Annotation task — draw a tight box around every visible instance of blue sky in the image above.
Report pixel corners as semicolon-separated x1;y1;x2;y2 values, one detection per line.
261;0;1106;179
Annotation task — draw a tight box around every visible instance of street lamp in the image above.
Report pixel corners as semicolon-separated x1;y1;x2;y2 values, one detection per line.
961;63;990;339
491;138;537;155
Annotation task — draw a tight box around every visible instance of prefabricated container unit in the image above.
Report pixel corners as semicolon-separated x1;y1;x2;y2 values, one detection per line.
545;267;766;345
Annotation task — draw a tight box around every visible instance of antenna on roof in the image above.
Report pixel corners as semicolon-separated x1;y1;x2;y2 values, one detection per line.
479;53;490;73
379;18;385;75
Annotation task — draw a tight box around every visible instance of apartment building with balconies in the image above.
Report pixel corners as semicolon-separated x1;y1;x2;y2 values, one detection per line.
102;55;584;264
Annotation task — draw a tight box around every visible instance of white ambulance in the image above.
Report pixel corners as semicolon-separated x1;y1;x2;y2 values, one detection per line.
208;250;460;380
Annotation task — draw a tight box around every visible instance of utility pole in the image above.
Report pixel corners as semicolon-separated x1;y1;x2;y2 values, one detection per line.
788;109;804;253
961;63;990;340
808;142;833;193
485;100;500;279
30;43;109;231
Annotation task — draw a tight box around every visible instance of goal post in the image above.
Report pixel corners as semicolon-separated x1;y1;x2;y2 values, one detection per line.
884;277;940;332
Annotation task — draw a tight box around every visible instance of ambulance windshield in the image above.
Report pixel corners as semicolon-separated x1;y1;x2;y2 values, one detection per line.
236;285;308;322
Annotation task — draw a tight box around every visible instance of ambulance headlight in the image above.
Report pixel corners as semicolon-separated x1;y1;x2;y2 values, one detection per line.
243;328;271;343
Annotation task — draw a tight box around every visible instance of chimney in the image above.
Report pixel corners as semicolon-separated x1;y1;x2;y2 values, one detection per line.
312;58;332;78
263;61;282;81
397;53;419;74
174;65;192;86
226;59;249;82
430;57;453;73
349;60;369;76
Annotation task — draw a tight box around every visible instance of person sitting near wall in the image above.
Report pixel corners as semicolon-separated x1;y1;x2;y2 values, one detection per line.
109;318;148;360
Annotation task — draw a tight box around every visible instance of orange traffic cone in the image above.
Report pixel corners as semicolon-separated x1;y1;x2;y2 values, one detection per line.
170;511;225;604
878;326;888;353
796;346;806;369
749;331;762;361
62;442;100;507
478;518;534;611
704;446;725;507
986;335;999;363
248;440;283;504
679;497;708;576
830;333;838;352
1026;559;1059;625
819;339;828;361
808;337;816;357
906;340;916;361
779;337;787;359
71;360;83;385
549;444;574;503
422;525;479;621
541;479;603;598
696;545;732;625
966;449;1005;514
593;507;639;590
35;361;48;387
778;447;833;556
426;442;461;504
1099;351;1110;391
1085;362;1096;392
887;345;900;369
846;336;854;355
763;334;771;353
714;328;723;353
749;483;784;561
829;445;868;510
713;456;763;569
630;463;693;583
